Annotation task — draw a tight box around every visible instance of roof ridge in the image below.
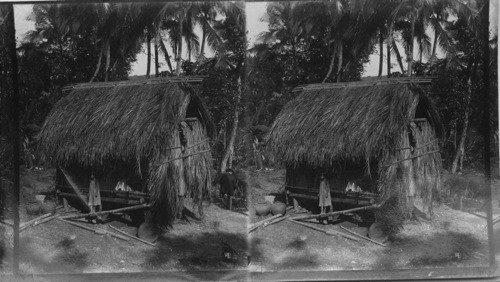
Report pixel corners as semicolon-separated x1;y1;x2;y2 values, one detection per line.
63;76;208;92
293;77;437;92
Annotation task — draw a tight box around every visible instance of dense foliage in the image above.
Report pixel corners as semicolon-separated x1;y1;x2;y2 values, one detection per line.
0;0;497;174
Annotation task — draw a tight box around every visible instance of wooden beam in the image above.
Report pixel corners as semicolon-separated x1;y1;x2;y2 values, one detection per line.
63;76;209;91
411;118;427;123
382;150;440;168
290;204;381;221
153;149;211;167
288;218;360;242
339;225;386;247
292;77;437;92
100;190;150;200
19;213;52;230
58;218;129;241
60;203;150;220
289;193;374;206
58;192;142;206
287;185;379;198
59;168;90;212
248;214;283;232
109;225;155;247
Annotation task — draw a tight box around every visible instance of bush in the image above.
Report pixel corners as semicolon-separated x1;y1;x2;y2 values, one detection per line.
442;171;490;199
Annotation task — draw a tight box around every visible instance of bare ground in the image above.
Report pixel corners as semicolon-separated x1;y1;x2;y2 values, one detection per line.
0;167;248;274
247;169;499;272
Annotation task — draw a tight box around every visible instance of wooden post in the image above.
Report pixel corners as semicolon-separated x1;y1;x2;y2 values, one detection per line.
174;129;186;218
59;168;91;212
293;198;300;212
63;197;69;211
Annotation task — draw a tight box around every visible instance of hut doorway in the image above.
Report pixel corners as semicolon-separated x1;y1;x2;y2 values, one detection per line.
285;162;379;215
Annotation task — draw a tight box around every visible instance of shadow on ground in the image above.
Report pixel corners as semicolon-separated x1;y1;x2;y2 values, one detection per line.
376;231;487;269
16;235;90;273
142;231;247;275
250;235;319;270
0;232;5;271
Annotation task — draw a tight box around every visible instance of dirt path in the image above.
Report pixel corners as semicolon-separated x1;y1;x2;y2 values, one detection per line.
1;167;248;274
247;169;496;272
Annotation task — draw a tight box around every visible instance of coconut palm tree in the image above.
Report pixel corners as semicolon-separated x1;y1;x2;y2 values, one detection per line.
389;0;476;76
210;1;246;172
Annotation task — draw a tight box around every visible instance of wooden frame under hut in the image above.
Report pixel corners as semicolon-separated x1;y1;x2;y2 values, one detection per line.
38;77;215;227
267;78;444;232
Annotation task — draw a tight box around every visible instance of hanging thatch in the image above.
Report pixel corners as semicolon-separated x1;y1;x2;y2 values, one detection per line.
268;79;444;232
268;81;442;167
39;78;215;227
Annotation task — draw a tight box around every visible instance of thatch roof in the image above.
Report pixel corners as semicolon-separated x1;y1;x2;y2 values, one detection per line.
267;79;443;167
39;79;215;168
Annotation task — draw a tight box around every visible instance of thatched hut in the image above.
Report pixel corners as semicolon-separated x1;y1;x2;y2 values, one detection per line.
39;77;215;227
267;78;444;229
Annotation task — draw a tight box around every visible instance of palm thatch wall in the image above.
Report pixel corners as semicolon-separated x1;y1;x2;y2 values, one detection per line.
268;79;443;229
39;79;215;227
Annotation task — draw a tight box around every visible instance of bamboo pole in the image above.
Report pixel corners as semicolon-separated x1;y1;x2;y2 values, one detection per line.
19;213;52;231
248;214;282;232
382;150;440;168
290;204;380;221
163;138;209;151
153;149;211;167
0;220;13;227
58;218;129;241
260;215;289;230
32;215;57;227
60;204;150;220
109;225;156;247
59;168;91;212
396;138;438;151
288;219;359;242
339;225;386;247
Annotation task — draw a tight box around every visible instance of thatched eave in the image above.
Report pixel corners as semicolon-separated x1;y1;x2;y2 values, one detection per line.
39;79;214;168
268;80;443;168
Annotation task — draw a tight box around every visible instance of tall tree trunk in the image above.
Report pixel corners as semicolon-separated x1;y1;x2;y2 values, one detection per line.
6;3;20;274
146;28;151;78
176;11;184;75
451;76;473;173
188;37;192;62
220;76;242;173
200;21;207;57
158;36;173;73
430;29;438;65
387;23;392;78
104;41;110;82
430;14;440;66
378;28;384;78
336;43;343;83
419;39;423;63
392;40;405;74
408;11;415;76
90;45;104;82
253;138;264;170
322;45;336;83
155;39;159;77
